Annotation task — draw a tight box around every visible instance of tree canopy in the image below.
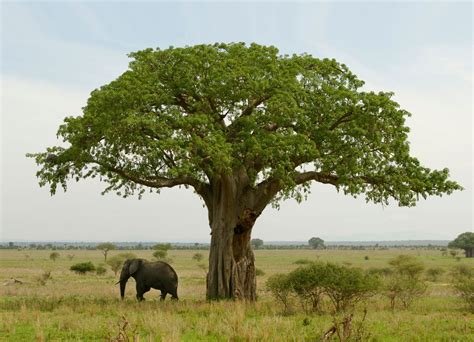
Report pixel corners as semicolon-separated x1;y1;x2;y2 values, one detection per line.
308;237;325;249
449;232;474;258
29;42;460;208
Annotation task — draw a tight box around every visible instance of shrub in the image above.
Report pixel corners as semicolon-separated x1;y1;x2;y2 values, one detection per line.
367;267;393;277
152;250;168;260
364;256;369;261
388;255;425;279
426;267;445;282
322;263;379;312
453;275;474;312
287;263;326;312
293;258;312;265
107;255;126;276
255;268;265;276
70;262;95;274
266;274;293;312
192;253;204;262
49;252;60;261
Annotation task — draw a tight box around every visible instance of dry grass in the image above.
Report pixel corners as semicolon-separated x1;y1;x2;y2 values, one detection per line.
1;248;473;340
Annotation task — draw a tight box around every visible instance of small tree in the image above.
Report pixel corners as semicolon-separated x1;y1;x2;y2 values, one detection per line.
96;243;116;261
107;256;126;276
388;255;424;279
426;267;445;282
266;274;293;313
49;252;60;261
251;238;264;249
308;237;325;250
153;250;168;260
70;262;95;274
96;264;107;275
448;232;474;258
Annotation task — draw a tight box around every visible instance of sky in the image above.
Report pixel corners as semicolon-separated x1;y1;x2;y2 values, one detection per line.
1;2;472;243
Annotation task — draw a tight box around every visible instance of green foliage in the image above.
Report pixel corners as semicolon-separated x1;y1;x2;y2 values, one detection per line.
308;237;325;249
49;252;60;261
153;243;171;251
192;253;204;262
449;232;474;257
425;267;445;282
70;262;96;274
293;258;312;265
152;250;168;261
251;238;264;249
96;243;116;261
107;255;126;276
388;255;425;279
383;255;427;309
28;43;461;208
255;268;265;276
451;267;474;312
266;274;293;312
267;262;379;313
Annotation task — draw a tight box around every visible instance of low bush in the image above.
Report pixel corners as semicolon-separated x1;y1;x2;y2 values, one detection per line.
293;258;312;265
96;264;107;276
70;262;95;274
425;267;445;282
255;268;265;276
451;265;474;312
266;274;293;312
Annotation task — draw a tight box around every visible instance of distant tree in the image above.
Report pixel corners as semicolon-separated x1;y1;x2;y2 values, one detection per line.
388;255;425;279
153;243;172;251
96;243;116;261
251;238;264;249
107;256;126;276
49;252;60;261
308;237;325;249
152;250;168;260
448;232;474;258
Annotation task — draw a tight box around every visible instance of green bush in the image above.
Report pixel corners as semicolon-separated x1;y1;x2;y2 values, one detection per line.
287;263;326;312
255;268;265;276
152;250;168;260
192;253;204;262
49;252;60;261
425;267;445;282
266;274;293;312
451;265;474;312
107;255;126;276
70;262;95;274
388;255;425;279
322;263;379;312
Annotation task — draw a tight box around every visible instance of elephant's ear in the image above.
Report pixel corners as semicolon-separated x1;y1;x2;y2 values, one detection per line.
128;259;141;275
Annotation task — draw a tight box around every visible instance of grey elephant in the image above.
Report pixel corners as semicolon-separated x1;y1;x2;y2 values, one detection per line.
118;258;179;301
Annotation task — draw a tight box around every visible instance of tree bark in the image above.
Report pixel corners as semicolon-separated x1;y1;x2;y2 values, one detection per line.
466;248;473;258
205;175;259;300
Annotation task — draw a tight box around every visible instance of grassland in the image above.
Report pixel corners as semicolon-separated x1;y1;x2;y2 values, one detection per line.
0;248;473;341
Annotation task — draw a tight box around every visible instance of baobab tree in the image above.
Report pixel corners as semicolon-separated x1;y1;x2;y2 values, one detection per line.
28;43;461;300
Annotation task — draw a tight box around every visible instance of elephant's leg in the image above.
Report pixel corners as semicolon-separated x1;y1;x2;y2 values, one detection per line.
136;283;148;301
160;291;167;301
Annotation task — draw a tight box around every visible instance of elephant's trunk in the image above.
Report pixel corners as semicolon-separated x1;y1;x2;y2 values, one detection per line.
119;278;128;299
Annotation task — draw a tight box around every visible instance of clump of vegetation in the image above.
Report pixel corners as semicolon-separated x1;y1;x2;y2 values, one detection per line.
267;262;379;313
266;274;293;313
70;262;96;275
152;243;172;262
293;258;312;265
364;255;369;261
255;268;265;276
451;264;474;312
367;267;393;277
251;238;264;249
308;237;325;249
383;255;427;309
192;253;204;262
426;267;445;282
49;252;60;261
107;253;138;276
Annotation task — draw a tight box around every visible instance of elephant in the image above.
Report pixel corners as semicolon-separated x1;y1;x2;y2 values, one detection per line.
118;258;179;301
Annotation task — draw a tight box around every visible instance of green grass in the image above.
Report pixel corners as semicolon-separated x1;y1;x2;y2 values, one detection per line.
1;248;473;341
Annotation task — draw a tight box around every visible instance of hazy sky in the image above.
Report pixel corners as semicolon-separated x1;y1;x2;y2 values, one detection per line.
1;2;472;242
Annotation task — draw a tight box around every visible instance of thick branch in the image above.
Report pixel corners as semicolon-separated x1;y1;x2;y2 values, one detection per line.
329;109;354;130
241;94;270;117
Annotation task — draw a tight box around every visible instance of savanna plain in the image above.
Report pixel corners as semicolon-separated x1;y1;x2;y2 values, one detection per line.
1;248;473;341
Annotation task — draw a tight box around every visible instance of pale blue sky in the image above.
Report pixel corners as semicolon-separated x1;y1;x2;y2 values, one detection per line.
1;2;472;242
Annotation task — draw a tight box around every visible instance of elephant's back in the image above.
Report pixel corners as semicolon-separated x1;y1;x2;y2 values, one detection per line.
146;261;178;282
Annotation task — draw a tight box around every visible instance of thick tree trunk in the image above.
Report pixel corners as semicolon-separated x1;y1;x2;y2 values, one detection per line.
466;248;473;258
206;175;258;300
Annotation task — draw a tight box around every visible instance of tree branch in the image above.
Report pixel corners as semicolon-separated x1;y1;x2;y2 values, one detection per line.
329;109;354;130
241;94;271;117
